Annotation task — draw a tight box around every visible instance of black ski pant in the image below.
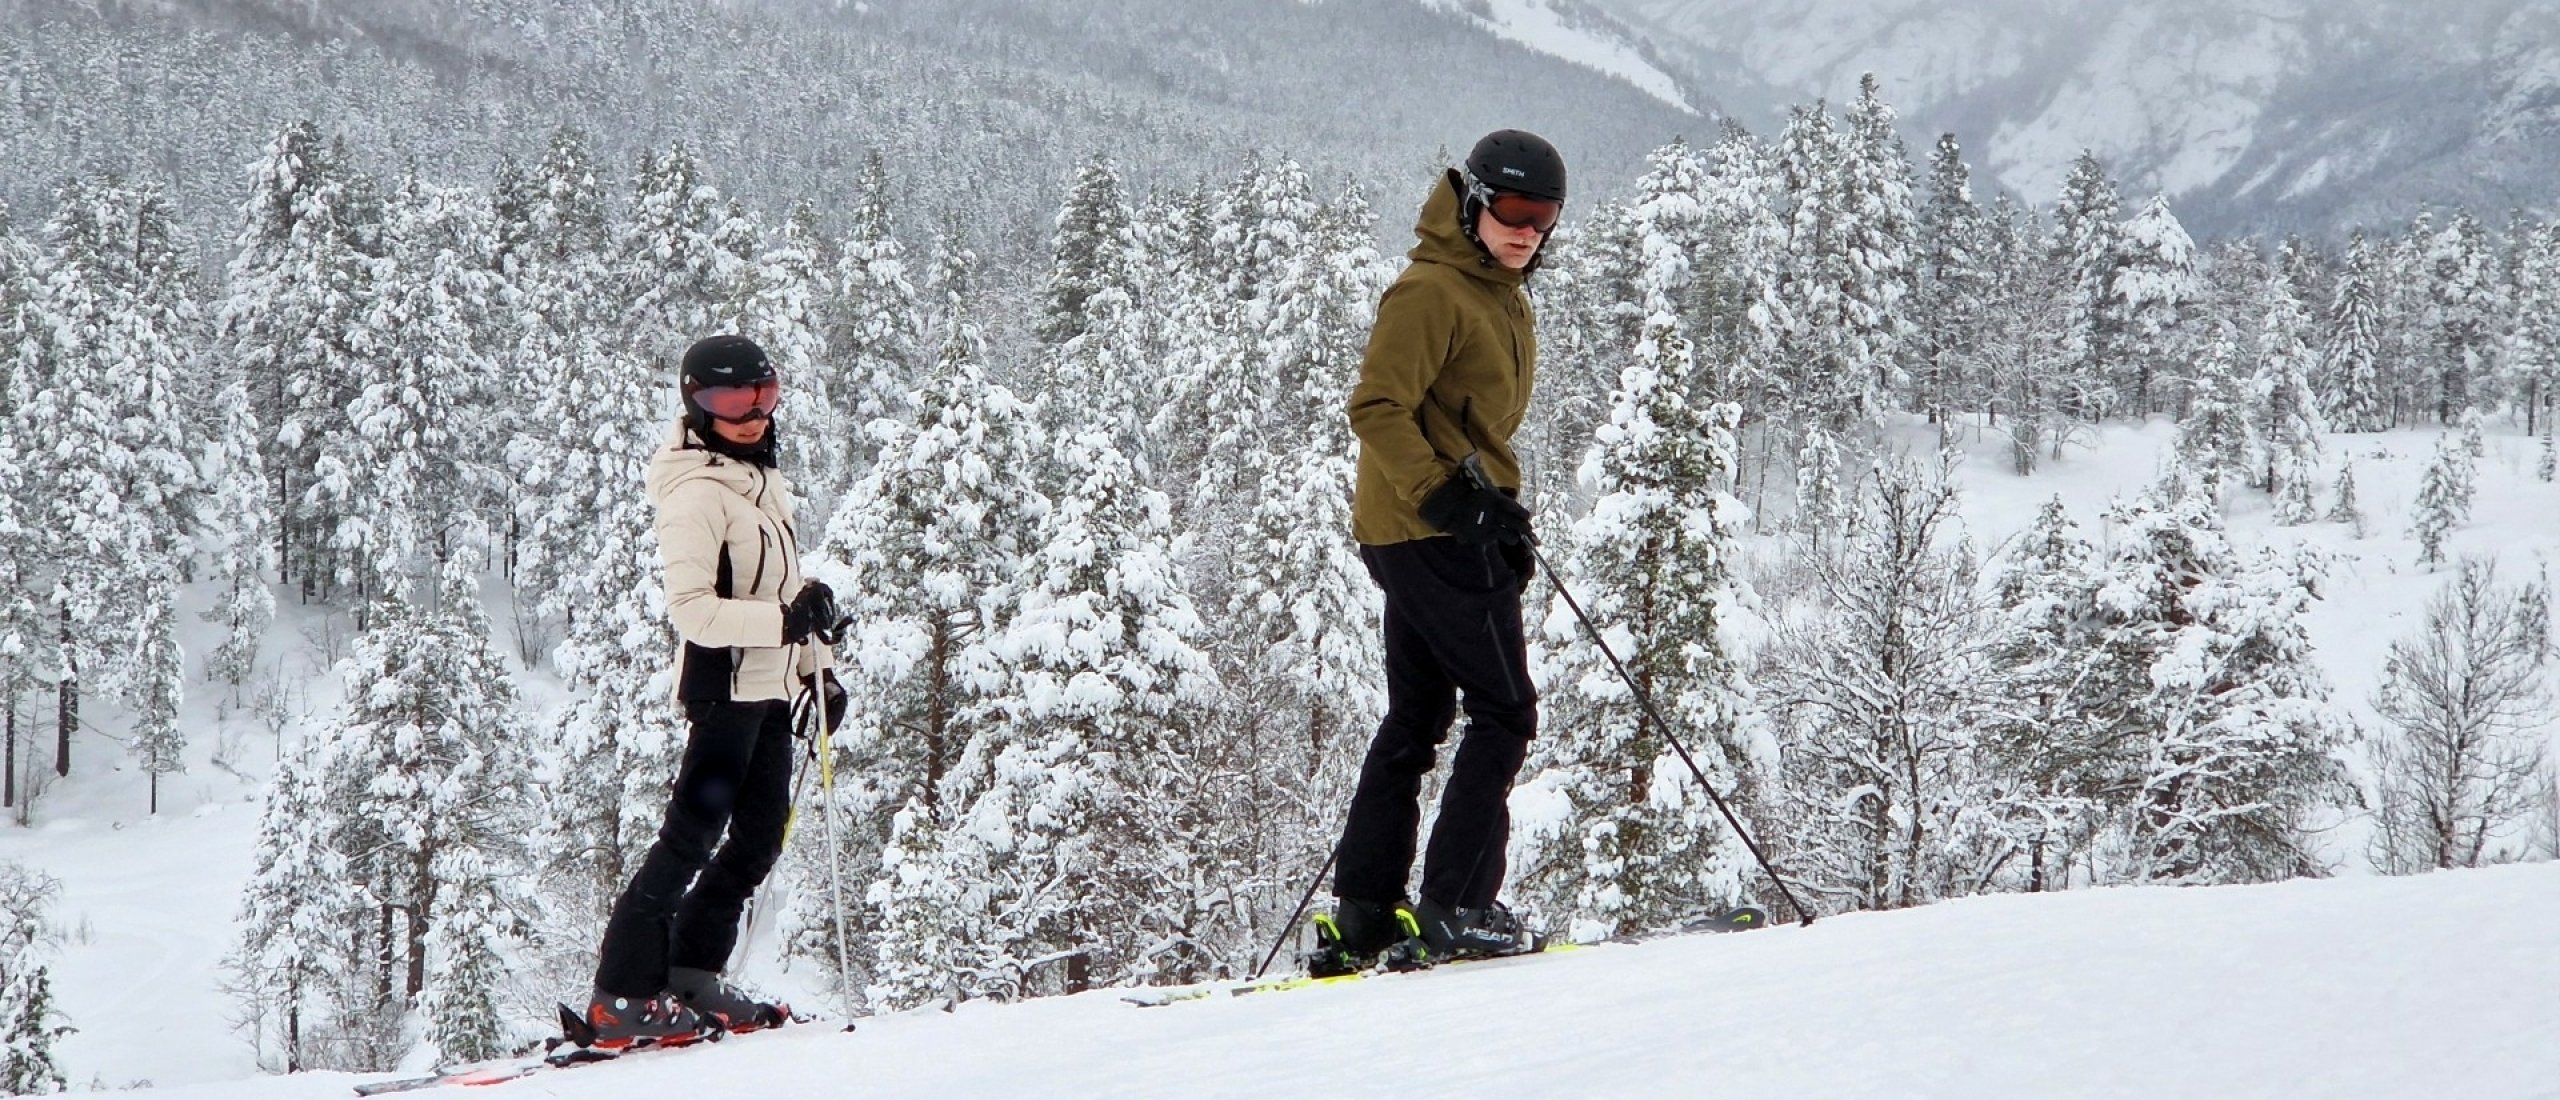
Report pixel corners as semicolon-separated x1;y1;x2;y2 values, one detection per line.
596;699;794;998
1333;537;1536;911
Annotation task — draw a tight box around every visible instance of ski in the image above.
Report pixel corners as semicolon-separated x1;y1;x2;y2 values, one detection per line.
1123;939;1562;1008
350;1003;818;1095
350;1058;545;1096
1122;904;1771;1008
1667;904;1772;936
349;1007;708;1097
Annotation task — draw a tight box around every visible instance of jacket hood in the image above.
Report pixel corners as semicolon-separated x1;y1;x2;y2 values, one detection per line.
1409;169;1536;287
647;418;762;508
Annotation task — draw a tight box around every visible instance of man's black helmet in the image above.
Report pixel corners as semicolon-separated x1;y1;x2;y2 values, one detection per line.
1465;129;1567;202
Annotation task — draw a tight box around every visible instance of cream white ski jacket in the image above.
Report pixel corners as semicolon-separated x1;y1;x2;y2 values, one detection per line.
646;418;832;703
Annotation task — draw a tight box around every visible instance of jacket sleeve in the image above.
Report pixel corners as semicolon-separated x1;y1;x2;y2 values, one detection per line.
778;485;836;680
1346;275;1459;505
657;482;786;649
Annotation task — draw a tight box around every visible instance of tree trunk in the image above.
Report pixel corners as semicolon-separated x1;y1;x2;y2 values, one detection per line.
377;903;397;1003
925;617;953;816
55;609;74;779
1900;733;1926;910
285;969;304;1073
408;871;434;998
2028;828;2049;893
275;464;294;590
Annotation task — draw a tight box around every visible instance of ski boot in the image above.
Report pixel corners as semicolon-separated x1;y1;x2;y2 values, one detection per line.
1389;896;1530;969
577;988;711;1052
1305;897;1412;978
667;966;790;1034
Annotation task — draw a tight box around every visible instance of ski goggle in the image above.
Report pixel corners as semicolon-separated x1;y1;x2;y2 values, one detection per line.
691;377;781;422
1470;180;1563;234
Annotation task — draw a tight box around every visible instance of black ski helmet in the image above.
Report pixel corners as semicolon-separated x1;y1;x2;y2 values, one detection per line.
679;333;782;463
1464;129;1567;202
681;333;776;393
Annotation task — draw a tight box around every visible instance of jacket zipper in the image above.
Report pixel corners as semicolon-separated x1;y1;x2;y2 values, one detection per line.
738;523;773;701
750;526;771;598
1506;289;1527;398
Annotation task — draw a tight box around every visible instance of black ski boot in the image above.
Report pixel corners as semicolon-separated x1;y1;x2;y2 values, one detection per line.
667;966;788;1033
578;988;710;1052
1305;897;1412;978
1393;897;1529;968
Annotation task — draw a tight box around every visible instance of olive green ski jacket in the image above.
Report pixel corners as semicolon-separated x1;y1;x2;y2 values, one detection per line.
1347;168;1539;546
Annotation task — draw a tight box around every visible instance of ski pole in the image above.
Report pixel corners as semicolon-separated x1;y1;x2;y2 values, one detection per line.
1462;453;1814;926
806;629;861;1029
1252;845;1340;980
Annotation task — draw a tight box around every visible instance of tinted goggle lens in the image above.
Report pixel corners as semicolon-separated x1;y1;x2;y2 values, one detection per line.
1485;191;1562;233
694;377;781;422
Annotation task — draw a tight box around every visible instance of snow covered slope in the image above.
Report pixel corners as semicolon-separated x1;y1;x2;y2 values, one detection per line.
1414;0;1700;112
1596;0;2560;235
133;862;2560;1100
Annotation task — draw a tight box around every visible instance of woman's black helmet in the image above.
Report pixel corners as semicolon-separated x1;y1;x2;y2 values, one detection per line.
678;333;783;464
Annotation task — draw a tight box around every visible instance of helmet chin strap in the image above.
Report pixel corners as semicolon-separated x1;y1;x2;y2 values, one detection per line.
1457;171;1496;260
687;409;782;467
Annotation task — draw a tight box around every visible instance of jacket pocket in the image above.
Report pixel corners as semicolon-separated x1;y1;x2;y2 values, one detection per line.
1411;536;1511;596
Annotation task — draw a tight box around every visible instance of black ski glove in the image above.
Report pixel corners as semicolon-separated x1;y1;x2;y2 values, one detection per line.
794;670;850;738
1417;478;1532;547
820;669;848;729
782;580;842;645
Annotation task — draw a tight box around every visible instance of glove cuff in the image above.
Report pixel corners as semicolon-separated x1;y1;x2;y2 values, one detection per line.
1417;478;1472;532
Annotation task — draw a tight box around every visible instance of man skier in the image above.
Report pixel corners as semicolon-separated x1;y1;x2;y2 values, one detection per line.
579;333;846;1049
1310;130;1565;977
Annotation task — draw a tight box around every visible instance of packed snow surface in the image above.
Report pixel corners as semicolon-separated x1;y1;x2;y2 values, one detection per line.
129;862;2560;1099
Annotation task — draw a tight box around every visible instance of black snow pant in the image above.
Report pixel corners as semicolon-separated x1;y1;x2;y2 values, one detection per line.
595;699;794;998
1333;537;1537;911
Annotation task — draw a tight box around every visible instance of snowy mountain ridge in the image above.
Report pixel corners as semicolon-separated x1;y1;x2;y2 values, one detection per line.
1597;0;2560;235
22;0;2552;240
0;0;1713;259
